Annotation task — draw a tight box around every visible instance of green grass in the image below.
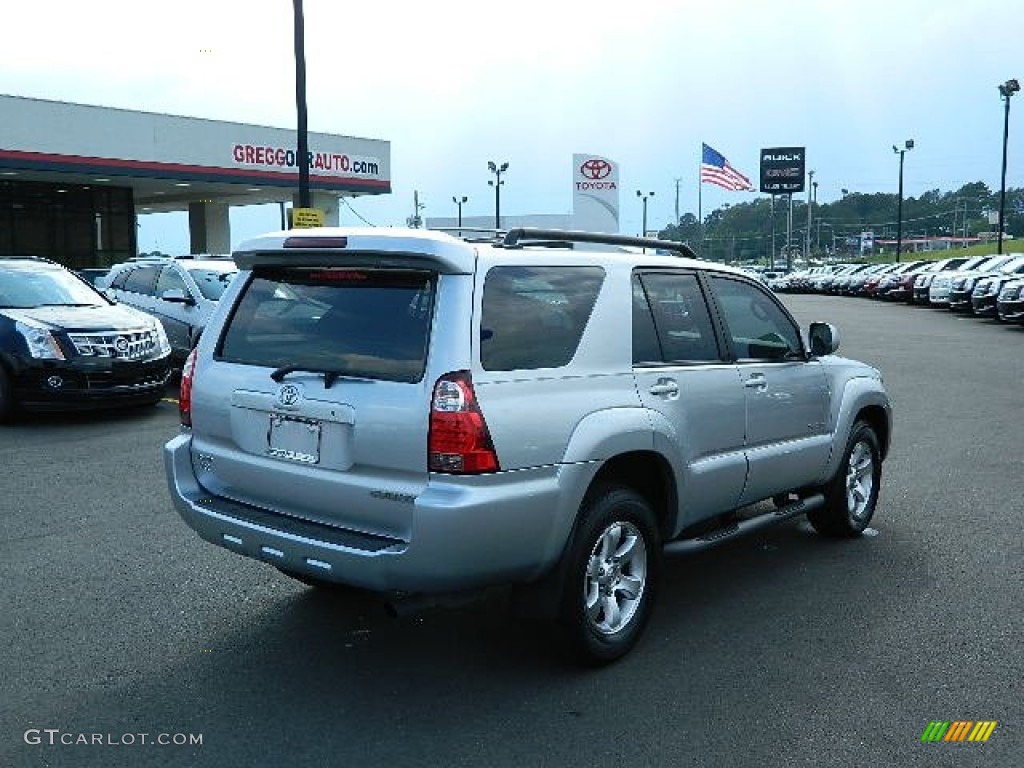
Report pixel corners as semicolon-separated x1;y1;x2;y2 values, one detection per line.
849;239;1023;264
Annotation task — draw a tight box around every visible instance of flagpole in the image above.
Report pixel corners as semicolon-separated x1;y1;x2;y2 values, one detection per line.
697;146;703;257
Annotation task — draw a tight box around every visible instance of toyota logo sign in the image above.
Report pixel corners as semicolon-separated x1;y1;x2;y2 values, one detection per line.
580;158;612;180
278;384;301;407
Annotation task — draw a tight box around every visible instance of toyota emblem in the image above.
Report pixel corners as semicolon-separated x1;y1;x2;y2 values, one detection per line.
580;158;612;180
278;384;301;407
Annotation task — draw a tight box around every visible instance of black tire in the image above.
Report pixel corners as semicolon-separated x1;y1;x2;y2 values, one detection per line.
0;365;16;423
556;486;661;666
808;421;881;537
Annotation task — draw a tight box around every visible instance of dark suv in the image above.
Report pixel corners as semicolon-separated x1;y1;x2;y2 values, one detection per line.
0;256;172;420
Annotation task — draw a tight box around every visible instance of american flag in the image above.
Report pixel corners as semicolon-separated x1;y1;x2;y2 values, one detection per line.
700;143;754;192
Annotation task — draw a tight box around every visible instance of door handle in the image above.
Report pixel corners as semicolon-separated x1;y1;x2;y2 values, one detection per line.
648;379;679;397
743;373;767;389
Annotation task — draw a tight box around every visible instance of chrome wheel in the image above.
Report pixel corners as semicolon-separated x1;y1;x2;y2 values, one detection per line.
583;521;647;636
846;439;875;521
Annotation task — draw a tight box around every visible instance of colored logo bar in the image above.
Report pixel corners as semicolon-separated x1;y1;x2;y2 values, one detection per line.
921;721;998;742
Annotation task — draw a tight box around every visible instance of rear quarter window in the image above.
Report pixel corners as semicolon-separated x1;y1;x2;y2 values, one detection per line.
218;267;435;383
480;266;604;371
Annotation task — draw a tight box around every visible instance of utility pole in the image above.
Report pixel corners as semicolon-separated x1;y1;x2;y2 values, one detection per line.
674;178;681;224
805;169;814;261
786;193;794;271
407;190;424;228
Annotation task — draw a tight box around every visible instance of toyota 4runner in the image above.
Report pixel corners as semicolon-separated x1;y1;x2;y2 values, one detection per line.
164;227;892;664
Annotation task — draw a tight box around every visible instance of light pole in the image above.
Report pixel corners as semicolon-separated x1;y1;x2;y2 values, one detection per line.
812;181;819;256
292;0;310;210
487;161;508;230
998;78;1020;254
634;189;651;237
893;139;914;263
452;195;467;233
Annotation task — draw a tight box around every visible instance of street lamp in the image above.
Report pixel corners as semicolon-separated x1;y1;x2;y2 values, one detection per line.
893;139;914;263
452;195;467;233
636;190;654;248
487;161;508;230
997;78;1020;254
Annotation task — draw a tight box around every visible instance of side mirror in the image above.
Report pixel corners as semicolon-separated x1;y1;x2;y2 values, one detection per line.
161;289;195;305
808;322;840;356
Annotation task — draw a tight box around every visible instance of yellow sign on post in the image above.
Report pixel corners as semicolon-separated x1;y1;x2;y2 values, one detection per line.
290;207;325;229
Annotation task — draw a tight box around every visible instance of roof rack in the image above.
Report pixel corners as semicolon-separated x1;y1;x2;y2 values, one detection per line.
427;226;507;243
502;228;698;258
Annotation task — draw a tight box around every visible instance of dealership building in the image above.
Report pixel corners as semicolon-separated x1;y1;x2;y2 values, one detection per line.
0;94;392;268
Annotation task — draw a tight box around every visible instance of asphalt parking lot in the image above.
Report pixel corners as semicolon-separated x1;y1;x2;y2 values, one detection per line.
2;295;1022;768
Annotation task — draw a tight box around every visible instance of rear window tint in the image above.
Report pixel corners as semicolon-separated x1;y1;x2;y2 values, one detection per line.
218;268;434;383
480;266;604;371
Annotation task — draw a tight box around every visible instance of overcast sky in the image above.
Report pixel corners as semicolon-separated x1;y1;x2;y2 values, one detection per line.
2;0;1021;252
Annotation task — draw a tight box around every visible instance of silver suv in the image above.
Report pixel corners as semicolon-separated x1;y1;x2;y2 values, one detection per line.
164;227;892;664
99;256;237;364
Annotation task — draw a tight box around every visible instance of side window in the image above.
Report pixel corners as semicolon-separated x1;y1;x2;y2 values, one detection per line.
480;266;604;371
109;267;133;290
122;265;160;296
632;275;662;364
636;272;721;364
155;266;189;298
708;276;803;361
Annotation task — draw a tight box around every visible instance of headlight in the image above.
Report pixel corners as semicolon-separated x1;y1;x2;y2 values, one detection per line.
151;321;172;358
15;320;65;360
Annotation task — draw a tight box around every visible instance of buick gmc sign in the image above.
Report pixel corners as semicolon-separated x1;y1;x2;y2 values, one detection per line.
760;147;806;194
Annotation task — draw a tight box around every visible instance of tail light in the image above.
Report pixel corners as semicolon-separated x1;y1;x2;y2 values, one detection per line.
179;347;198;427
428;371;499;474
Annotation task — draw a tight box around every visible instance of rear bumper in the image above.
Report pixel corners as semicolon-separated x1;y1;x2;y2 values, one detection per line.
164;434;576;594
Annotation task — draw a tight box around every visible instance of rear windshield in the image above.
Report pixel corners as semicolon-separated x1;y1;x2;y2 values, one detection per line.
218;267;435;383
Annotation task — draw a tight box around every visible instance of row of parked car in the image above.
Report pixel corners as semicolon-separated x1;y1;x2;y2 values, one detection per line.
772;253;1024;323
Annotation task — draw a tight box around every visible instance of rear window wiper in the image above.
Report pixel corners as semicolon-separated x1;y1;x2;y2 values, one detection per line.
270;364;361;389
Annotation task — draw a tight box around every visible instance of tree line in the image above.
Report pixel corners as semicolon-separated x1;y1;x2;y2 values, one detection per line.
657;181;1023;263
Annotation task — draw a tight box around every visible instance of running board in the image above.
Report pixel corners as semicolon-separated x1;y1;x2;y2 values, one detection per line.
663;493;825;556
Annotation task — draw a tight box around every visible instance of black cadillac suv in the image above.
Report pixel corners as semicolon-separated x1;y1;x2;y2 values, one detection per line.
0;256;172;420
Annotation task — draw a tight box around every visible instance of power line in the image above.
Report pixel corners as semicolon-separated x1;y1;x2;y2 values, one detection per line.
339;196;376;227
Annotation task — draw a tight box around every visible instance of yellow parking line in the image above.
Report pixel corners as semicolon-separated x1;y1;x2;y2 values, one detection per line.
161;397;179;404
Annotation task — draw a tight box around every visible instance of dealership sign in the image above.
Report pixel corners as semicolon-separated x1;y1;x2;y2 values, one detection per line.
231;144;382;177
760;147;806;194
572;153;620;233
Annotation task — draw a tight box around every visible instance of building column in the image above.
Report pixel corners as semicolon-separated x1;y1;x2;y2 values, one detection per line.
292;191;340;226
188;201;230;254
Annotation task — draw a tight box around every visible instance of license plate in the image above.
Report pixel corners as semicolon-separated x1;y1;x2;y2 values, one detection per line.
267;415;321;464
